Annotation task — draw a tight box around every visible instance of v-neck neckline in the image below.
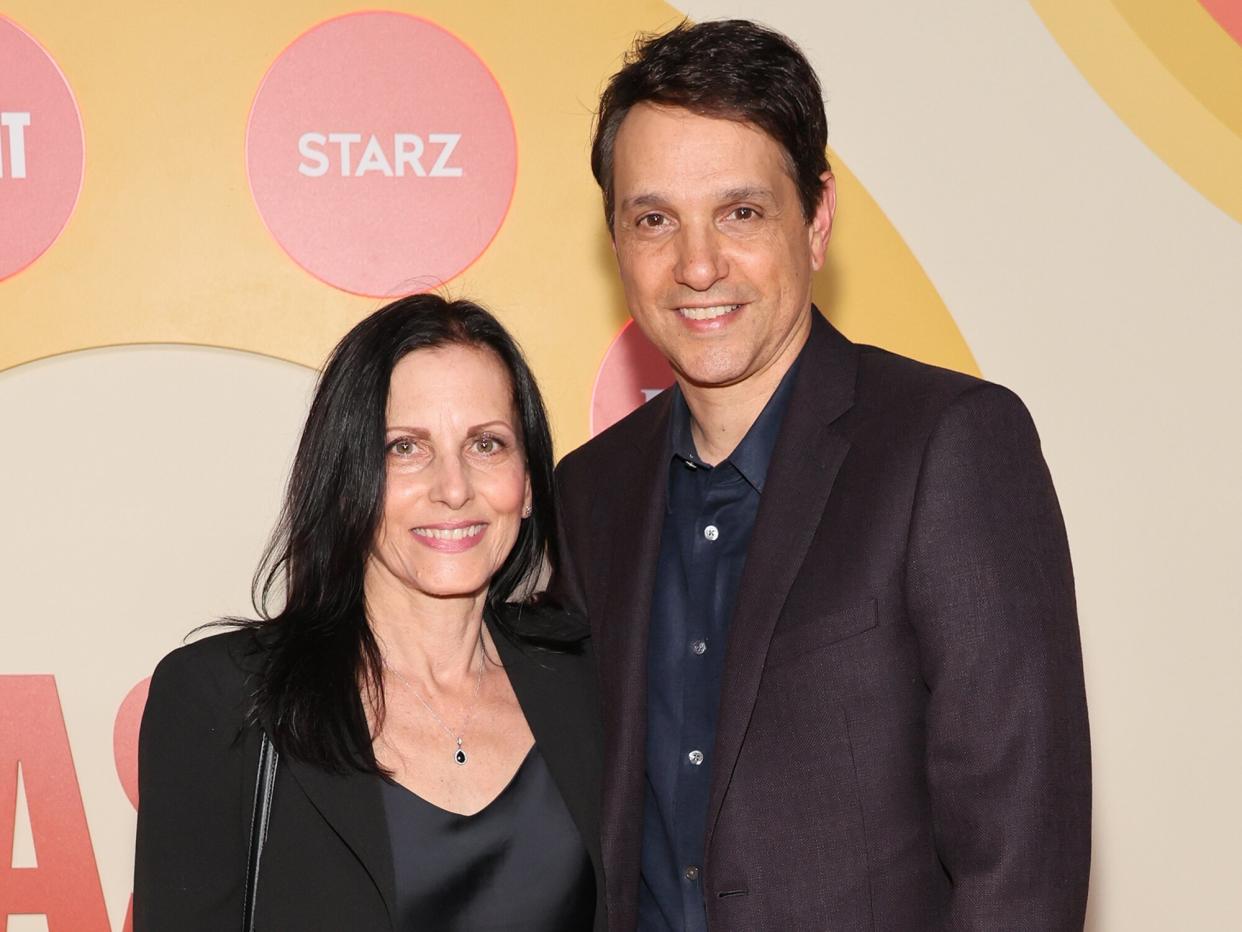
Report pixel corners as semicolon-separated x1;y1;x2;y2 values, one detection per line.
382;743;538;819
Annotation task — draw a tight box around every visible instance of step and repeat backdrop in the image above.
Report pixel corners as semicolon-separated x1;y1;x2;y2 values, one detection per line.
2;1;1239;929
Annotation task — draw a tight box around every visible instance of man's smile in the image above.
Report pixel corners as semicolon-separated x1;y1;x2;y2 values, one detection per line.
676;303;741;321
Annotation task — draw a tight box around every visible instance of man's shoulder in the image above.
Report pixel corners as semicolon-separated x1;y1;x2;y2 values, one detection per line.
556;388;670;483
555;339;1032;489
847;343;1043;465
855;342;982;397
852;342;1027;421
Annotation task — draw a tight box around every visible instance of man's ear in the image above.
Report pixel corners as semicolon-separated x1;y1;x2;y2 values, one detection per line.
809;171;837;272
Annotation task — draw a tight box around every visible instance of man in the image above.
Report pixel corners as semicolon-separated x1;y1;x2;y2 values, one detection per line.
554;19;1090;931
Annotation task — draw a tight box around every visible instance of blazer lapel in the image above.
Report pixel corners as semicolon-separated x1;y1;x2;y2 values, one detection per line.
489;620;602;865
594;393;673;893
705;314;858;853
283;753;397;924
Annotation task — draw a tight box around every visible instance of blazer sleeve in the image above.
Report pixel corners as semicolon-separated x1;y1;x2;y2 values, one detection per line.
551;454;592;618
133;638;253;931
905;384;1091;930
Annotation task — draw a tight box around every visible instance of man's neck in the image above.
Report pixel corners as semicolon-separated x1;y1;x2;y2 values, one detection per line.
679;324;809;465
681;379;775;465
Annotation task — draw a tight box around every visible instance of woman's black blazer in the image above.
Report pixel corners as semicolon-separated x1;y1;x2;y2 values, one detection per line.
133;607;605;931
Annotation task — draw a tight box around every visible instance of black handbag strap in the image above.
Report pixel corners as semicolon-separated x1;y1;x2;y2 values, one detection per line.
242;730;278;931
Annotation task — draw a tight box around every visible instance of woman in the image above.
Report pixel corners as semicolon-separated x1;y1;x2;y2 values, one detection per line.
134;296;604;930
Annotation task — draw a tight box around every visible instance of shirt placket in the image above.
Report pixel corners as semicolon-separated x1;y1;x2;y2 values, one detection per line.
676;465;731;930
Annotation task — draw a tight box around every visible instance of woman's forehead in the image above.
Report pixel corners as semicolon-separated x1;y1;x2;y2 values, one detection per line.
386;345;516;424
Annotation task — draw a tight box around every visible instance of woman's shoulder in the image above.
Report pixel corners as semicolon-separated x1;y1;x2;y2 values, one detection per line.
495;600;590;648
154;625;265;676
147;626;268;723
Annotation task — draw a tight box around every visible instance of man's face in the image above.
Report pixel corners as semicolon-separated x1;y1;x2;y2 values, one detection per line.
610;103;835;391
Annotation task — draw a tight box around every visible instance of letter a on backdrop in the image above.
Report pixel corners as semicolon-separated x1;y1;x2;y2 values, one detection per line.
0;676;109;930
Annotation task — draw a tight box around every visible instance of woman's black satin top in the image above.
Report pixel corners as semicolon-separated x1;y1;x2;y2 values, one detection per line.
380;745;595;931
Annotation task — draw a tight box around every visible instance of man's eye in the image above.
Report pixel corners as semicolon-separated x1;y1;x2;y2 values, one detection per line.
730;206;759;221
638;213;667;228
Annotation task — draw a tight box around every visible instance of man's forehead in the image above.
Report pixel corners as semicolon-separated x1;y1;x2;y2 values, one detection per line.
616;105;789;170
615;102;775;148
612;113;796;210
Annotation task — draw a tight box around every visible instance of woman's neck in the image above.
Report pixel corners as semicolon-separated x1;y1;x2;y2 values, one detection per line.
364;574;490;686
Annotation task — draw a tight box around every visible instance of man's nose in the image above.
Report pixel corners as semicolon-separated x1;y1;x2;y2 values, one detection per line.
673;224;728;292
428;453;473;509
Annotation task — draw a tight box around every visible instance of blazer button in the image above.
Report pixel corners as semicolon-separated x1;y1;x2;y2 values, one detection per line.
684;865;701;882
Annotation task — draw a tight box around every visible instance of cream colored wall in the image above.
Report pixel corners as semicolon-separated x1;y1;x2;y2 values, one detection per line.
1;348;314;929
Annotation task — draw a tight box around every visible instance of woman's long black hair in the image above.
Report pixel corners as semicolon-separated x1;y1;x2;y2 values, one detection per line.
236;294;559;773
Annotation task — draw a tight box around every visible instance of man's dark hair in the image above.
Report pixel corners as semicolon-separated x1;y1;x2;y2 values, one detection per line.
230;294;558;774
591;19;831;228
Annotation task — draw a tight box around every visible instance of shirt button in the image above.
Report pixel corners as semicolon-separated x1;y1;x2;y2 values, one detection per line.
691;639;707;655
703;525;719;541
684;865;701;882
688;749;704;766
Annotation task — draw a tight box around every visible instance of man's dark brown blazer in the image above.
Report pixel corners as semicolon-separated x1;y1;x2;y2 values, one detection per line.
554;313;1091;931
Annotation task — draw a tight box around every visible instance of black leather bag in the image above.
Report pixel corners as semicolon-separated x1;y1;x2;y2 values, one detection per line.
242;732;279;931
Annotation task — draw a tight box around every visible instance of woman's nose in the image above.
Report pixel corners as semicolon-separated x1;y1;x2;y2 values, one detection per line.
428;453;472;509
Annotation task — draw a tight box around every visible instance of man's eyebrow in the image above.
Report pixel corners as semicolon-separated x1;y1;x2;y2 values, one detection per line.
619;192;668;211
619;187;778;212
720;185;777;203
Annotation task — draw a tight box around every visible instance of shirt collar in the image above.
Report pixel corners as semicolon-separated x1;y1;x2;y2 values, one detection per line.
667;351;803;494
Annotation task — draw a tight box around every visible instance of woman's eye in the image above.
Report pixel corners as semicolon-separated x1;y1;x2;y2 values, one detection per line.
474;435;500;455
389;439;416;456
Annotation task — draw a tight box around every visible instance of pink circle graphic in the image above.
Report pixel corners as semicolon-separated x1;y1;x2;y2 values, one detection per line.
246;12;518;297
1199;0;1242;47
0;17;85;282
591;319;676;436
113;677;150;810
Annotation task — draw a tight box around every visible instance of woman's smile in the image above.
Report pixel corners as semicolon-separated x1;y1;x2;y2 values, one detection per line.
411;521;488;551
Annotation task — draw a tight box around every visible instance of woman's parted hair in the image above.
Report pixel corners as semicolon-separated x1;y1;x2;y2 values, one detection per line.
243;294;558;773
591;19;831;229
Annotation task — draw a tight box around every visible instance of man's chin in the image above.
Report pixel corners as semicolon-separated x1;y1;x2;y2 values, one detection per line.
670;357;755;391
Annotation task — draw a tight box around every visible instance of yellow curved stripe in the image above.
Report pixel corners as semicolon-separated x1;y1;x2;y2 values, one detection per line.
817;154;979;378
1112;0;1242;137
1029;0;1242;224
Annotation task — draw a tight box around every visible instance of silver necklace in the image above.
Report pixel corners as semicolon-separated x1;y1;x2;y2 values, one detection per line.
384;635;486;766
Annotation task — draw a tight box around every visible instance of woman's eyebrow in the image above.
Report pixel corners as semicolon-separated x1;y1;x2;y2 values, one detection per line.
465;420;516;434
385;422;515;435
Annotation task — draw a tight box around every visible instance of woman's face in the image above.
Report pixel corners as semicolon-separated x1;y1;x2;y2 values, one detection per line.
366;344;531;606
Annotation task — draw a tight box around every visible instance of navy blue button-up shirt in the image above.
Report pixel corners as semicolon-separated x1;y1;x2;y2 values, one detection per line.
637;359;800;932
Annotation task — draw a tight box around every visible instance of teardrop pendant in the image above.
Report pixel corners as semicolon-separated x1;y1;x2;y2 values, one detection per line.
454;737;467;766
